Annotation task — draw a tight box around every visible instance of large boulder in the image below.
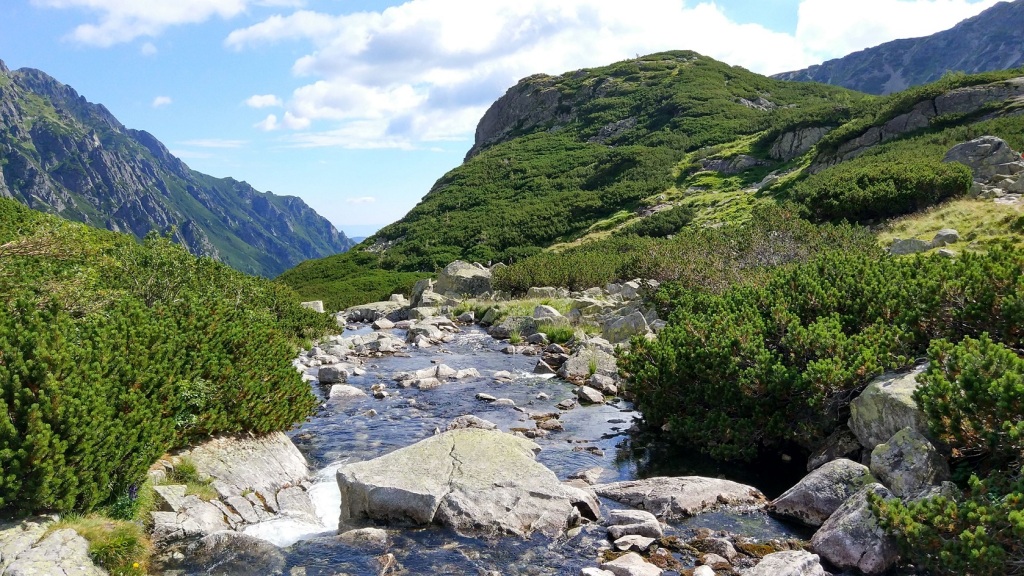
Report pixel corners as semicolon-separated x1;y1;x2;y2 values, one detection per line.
434;261;492;297
741;550;826;576
175;432;309;502
593;477;766;521
557;348;618;382
848;364;930;450
810;483;899;575
489;316;538;340
345;300;405;323
870;427;950;499
336;428;596;537
769;126;833;162
943;135;1023;182
602;312;650;344
769;459;875;527
3;528;105;576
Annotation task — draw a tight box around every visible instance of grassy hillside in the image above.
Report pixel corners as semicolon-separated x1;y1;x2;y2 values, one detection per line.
279;51;871;308
281;58;1023;309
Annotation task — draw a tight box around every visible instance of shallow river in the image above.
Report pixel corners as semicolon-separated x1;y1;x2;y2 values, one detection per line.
245;326;811;575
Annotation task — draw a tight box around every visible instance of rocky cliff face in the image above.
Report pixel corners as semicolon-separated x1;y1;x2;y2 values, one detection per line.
774;0;1024;95
0;60;352;277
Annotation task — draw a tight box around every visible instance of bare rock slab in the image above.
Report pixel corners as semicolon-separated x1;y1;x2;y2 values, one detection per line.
336;428;596;537
3;528;105;576
593;477;766;521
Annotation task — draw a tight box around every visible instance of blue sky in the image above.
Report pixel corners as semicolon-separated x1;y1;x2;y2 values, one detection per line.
0;0;1002;237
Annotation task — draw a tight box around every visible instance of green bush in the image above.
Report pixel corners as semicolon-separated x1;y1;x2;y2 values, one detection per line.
788;156;971;223
0;199;321;516
623;205;695;237
623;246;1024;461
872;335;1024;575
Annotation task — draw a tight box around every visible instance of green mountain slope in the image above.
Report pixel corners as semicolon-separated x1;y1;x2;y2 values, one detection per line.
279;50;1024;311
0;59;352;277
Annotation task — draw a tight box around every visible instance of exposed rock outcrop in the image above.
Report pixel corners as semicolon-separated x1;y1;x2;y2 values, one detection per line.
335;428;596;537
769;126;834;161
809;77;1024;172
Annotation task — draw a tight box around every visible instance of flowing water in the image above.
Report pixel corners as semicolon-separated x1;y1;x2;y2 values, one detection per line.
246;325;811;575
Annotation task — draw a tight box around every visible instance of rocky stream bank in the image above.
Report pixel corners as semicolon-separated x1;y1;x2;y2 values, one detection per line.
2;261;954;576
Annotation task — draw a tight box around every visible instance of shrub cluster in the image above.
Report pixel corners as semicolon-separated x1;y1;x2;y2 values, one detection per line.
873;335;1024;575
788;154;972;223
0;199;323;516
622;246;1024;460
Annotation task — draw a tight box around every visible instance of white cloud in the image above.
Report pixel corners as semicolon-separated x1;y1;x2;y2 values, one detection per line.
796;0;1001;59
140;41;157;56
244;94;283;108
224;0;1000;149
344;196;376;204
33;0;254;46
181;138;247;148
151;96;173;108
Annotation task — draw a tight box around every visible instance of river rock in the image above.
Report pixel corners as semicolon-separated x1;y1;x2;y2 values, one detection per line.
605;509;663;540
345;300;404;323
614;535;656;553
176;432;309;502
336;428;592;537
489;316;538;339
3;528;105;576
176;531;286;576
317;365;350;384
329;384;367;401
338;527;389;549
576;386;605;404
372;318;395;331
869;427;950;499
769;459;875;527
447;415;498;431
810;483;899;575
692;567;715;576
600;552;663;576
594;477;766;521
741;550;825;576
434;260;492;297
848;364;930;450
587;374;617;395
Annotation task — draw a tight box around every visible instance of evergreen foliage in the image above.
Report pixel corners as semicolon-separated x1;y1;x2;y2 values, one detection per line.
872;335;1024;574
0;198;325;516
622;246;1024;460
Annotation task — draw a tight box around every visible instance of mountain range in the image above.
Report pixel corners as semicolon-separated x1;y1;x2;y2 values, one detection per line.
0;60;352;277
773;0;1024;94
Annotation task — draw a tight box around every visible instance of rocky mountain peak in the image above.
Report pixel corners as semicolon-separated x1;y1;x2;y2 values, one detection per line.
0;59;9;75
0;57;352;276
773;0;1024;94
